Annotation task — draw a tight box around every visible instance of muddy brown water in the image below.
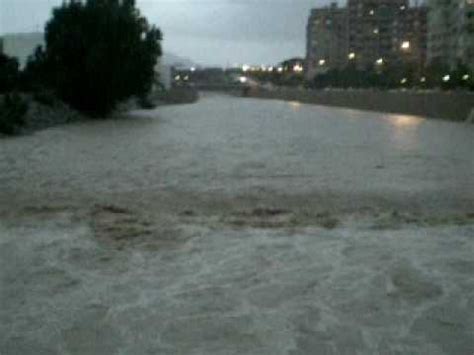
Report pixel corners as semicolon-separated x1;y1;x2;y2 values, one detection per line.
1;94;473;354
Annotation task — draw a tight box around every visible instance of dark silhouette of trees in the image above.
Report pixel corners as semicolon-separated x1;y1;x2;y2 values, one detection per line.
27;0;162;116
0;53;20;93
310;61;472;91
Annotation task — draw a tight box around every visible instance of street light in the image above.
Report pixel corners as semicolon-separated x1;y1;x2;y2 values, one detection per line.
318;59;326;66
293;64;304;72
348;52;356;60
442;75;450;82
401;41;410;51
242;64;250;72
420;77;426;83
376;58;384;66
400;78;407;84
462;74;470;81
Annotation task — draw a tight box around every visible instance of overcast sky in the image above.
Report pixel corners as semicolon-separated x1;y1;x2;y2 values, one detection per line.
0;0;345;66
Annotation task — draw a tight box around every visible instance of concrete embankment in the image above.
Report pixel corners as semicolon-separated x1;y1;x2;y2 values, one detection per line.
246;88;474;122
152;86;199;106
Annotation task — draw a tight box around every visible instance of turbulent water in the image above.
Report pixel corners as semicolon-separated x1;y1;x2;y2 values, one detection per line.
1;93;473;210
1;94;473;354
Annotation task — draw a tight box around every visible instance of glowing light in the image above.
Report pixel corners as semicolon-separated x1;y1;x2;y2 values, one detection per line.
190;67;196;72
376;58;384;65
268;66;274;72
183;75;189;81
400;78;407;84
242;64;250;72
442;75;450;82
400;5;406;10
348;52;356;60
369;9;375;15
462;74;470;80
420;77;426;83
277;67;284;73
401;41;410;50
174;75;181;81
318;59;326;66
239;76;248;84
293;64;304;72
373;28;379;35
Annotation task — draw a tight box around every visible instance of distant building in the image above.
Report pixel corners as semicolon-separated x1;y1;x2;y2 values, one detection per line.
280;57;305;72
427;0;474;70
154;58;172;90
306;2;348;79
0;32;44;68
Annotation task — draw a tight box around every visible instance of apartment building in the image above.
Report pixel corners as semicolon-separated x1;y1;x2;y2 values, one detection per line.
427;0;474;70
306;0;429;79
306;2;348;79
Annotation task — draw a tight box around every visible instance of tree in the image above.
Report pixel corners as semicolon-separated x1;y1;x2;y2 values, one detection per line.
22;46;50;92
35;0;162;116
0;53;20;93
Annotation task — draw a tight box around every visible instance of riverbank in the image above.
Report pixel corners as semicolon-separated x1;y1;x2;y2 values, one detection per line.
0;87;199;137
245;87;474;122
152;86;199;106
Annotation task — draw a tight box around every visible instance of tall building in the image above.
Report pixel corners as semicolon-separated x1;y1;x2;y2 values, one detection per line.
427;0;474;70
306;0;429;79
347;0;411;69
306;2;348;79
394;5;428;69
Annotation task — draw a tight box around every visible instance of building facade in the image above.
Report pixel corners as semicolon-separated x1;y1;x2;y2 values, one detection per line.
427;0;474;70
394;5;428;69
306;0;429;79
306;2;348;79
0;33;44;68
347;0;413;69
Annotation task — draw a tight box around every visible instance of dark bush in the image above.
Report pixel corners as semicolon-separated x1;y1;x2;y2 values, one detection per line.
33;90;57;107
21;46;51;93
28;0;162;117
309;60;473;91
0;93;29;135
0;53;20;93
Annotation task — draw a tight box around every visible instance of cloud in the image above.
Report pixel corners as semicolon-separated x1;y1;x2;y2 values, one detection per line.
1;0;344;65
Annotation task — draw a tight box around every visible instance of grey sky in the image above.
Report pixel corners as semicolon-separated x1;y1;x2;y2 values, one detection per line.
0;0;344;66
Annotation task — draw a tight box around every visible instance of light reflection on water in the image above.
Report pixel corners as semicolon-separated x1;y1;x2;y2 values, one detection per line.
288;101;302;110
387;114;425;151
389;114;425;128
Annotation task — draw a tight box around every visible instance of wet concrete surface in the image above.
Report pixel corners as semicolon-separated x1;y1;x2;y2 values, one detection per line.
1;94;473;354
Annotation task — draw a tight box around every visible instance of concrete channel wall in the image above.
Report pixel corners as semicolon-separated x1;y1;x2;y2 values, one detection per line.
246;88;474;122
